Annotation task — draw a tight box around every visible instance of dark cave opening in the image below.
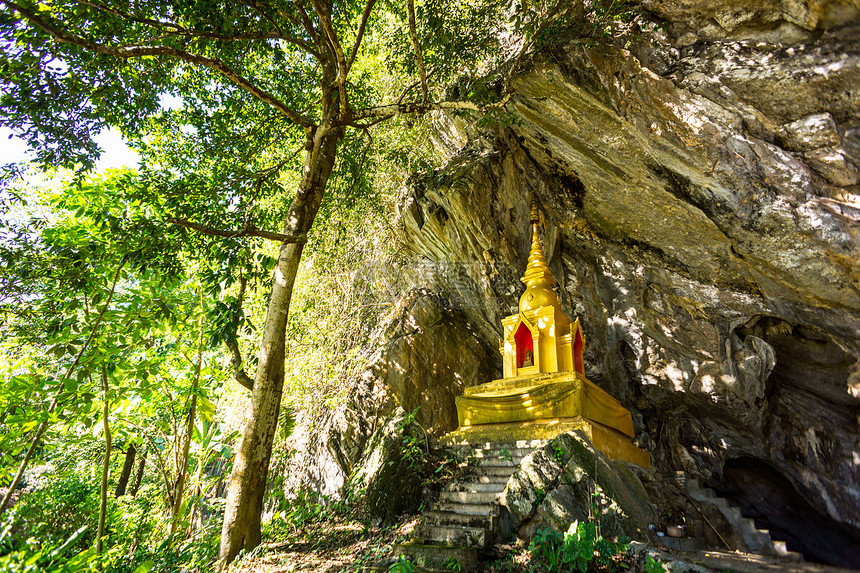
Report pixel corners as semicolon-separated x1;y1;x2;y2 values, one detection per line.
714;457;860;568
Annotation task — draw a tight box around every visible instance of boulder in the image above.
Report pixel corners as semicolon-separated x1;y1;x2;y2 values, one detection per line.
503;431;654;541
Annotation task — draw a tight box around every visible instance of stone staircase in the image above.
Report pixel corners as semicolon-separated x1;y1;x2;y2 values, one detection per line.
684;476;803;561
388;440;546;572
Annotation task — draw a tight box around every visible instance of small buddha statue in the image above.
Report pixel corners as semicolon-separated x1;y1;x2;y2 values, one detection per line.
522;349;534;368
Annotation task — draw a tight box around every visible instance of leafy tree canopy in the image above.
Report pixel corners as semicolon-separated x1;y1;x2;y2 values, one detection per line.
0;0;581;565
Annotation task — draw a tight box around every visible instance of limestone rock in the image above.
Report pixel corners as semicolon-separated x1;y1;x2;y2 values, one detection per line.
803;147;860;186
638;0;858;43
777;113;841;152
281;290;497;517
502;432;654;541
396;10;860;566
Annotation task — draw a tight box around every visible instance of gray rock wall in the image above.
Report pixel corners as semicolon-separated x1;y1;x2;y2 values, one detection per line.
282;290;498;512
396;9;860;566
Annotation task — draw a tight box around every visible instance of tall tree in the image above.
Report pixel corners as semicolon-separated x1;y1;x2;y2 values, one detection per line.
0;0;576;565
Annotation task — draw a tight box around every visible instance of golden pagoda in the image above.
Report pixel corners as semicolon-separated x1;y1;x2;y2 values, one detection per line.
441;204;650;468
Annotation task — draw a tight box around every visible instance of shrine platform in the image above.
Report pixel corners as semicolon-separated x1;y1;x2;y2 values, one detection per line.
442;372;650;468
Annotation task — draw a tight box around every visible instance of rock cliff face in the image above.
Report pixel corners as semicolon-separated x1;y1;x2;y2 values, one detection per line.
396;4;860;566
283;290;498;512
503;431;655;542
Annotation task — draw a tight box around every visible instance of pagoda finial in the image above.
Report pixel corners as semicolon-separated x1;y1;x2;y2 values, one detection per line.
519;202;560;313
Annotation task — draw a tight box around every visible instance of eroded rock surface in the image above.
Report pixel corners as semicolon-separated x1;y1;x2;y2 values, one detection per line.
282;290;497;518
396;10;860;567
281;1;859;565
503;432;654;541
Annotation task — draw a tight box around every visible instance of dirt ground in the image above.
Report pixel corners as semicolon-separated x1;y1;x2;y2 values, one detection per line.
228;515;421;573
227;514;542;573
229;514;859;573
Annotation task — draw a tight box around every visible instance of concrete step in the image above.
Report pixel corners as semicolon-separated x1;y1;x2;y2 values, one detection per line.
469;465;517;477
773;540;804;562
469;447;534;459
445;481;507;494
681;472;804;562
446;440;547;452
439;491;501;504
423;510;497;530
392;542;479;572
711;497;730;510
413;524;491;548
432;502;499;516
466;474;509;485
469;456;521;467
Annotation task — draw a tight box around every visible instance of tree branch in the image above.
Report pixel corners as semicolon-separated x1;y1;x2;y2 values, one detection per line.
406;0;428;104
347;0;376;72
2;0;313;128
308;0;349;112
226;278;254;391
166;218;308;243
291;0;321;46
342;93;514;125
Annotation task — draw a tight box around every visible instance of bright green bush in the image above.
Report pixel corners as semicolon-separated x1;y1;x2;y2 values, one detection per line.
530;521;629;573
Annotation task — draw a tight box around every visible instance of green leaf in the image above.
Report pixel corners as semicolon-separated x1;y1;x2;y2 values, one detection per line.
132;560;155;573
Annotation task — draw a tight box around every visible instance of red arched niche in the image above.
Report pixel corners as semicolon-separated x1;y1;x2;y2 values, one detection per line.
514;321;534;368
573;328;584;374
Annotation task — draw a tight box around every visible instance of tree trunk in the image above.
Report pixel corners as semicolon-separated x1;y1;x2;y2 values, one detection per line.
114;444;136;497
130;448;147;497
187;449;207;534
170;302;204;538
97;365;111;554
218;127;341;568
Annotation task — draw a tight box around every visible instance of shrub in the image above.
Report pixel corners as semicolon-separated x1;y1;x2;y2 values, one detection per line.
529;521;629;573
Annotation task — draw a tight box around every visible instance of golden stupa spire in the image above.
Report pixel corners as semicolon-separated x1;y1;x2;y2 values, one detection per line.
519;202;560;313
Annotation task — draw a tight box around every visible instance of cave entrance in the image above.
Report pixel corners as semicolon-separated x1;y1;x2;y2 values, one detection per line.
714;457;860;567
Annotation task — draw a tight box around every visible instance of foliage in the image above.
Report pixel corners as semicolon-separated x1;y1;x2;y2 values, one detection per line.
263;491;350;539
551;442;566;465
644;555;667;573
399;407;429;470
2;470;98;553
0;438;224;572
388;555;416;573
529;521;628;573
0;172;235;571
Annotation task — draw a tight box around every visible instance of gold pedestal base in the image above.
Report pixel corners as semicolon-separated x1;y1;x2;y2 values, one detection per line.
445;372;650;468
456;372;635;438
440;417;651;469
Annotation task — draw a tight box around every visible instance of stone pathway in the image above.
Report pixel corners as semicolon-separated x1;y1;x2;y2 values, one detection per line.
684;476;802;561
633;544;856;573
386;440;546;572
